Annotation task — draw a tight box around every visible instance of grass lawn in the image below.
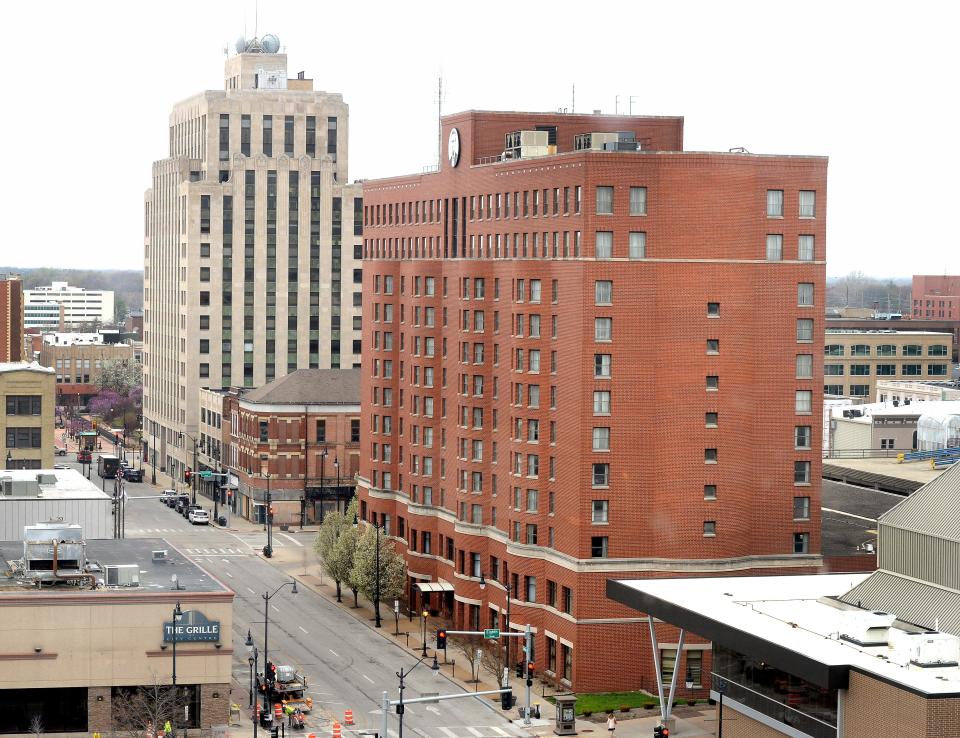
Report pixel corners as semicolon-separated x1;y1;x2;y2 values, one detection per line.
570;692;661;715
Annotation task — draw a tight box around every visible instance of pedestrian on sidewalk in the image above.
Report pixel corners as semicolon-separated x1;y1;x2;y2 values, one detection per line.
606;713;617;736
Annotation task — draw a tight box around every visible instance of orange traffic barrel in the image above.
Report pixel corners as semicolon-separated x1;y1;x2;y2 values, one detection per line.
344;709;354;725
332;722;343;738
274;703;283;719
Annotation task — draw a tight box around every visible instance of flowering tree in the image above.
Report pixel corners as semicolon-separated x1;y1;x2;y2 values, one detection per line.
350;523;407;606
92;360;143;431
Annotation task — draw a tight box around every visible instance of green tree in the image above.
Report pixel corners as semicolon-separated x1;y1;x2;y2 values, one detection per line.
350;523;407;607
314;498;358;603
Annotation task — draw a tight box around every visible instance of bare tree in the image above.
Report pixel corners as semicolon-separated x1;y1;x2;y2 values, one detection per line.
111;680;188;738
28;714;43;738
453;638;482;682
480;639;507;688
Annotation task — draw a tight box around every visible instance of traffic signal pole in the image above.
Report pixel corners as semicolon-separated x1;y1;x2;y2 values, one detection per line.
442;628;530;714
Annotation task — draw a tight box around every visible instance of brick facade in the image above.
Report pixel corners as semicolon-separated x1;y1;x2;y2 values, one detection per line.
912;275;960;320
844;670;960;738
357;110;826;692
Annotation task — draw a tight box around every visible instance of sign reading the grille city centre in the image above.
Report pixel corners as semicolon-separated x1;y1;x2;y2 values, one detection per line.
163;610;221;643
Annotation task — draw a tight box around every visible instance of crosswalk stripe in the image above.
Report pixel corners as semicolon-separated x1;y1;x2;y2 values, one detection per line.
466;729;484;737
490;729;509;737
438;729;457;738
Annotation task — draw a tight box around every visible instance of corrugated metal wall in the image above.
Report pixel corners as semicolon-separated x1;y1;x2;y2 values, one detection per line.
0;500;112;540
880;525;960;589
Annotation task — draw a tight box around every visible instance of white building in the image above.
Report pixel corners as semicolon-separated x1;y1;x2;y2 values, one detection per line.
23;301;63;330
0;468;111;539
23;282;114;328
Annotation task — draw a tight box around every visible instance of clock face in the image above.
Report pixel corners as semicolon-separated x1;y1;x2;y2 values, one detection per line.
448;128;460;168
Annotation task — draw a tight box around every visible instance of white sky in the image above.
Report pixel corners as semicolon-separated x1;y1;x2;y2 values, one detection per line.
3;0;958;277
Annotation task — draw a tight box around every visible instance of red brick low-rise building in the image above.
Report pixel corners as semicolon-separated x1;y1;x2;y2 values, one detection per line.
357;110;827;692
912;275;960;320
224;369;360;525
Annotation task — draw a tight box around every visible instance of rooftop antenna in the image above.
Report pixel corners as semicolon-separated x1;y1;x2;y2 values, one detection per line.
629;96;637;115
254;0;259;38
572;84;575;114
435;72;447;167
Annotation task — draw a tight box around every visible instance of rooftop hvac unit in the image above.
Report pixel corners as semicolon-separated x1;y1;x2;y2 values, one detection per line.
105;564;140;587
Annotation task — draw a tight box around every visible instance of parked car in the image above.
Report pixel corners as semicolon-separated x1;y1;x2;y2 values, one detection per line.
122;467;144;483
175;496;192;513
77;450;92;464
184;503;202;519
54;446;67;456
160;490;174;504
188;508;210;525
53;464;70;470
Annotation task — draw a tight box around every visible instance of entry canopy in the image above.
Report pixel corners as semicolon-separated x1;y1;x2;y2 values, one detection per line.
416;582;454;593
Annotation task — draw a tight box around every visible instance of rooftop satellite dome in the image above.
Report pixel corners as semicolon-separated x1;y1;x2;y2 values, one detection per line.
261;34;280;53
235;37;249;54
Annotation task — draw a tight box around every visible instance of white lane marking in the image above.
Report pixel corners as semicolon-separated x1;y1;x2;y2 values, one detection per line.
411;730;429;738
491;728;510;736
362;673;374;683
438;728;457;738
466;728;484;737
271;604;280;613
278;532;303;547
328;648;340;657
221;558;230;563
225;571;234;578
425;706;441;715
822;507;877;523
299;626;309;634
247;587;257;595
388;731;399;738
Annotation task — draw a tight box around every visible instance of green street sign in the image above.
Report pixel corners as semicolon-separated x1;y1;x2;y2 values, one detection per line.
483;628;500;639
199;471;213;479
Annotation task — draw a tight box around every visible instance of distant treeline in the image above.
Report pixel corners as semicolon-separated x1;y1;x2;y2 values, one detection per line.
826;272;911;312
0;266;143;322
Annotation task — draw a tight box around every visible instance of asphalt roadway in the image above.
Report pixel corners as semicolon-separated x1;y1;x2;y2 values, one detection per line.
60;455;529;738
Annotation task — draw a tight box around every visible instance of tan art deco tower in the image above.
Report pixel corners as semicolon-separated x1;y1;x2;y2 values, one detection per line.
143;36;363;479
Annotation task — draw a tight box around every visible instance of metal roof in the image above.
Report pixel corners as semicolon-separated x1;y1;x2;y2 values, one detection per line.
241;368;360;405
838;570;960;636
880;462;960;541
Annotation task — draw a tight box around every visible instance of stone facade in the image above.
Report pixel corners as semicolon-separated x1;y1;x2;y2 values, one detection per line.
0;361;55;469
143;41;363;487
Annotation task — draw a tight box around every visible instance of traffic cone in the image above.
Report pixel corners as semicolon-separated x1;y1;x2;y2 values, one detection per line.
344;709;354;726
332;722;342;738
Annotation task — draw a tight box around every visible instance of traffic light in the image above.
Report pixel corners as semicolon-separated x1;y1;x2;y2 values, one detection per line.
526;662;535;687
265;661;276;684
500;688;513;711
184;468;192;483
436;629;447;649
653;726;669;737
515;663;524;678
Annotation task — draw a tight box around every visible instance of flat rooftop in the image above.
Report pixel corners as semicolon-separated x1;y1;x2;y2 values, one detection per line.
608;573;960;696
0;537;230;594
825;456;945;486
0;468;111;501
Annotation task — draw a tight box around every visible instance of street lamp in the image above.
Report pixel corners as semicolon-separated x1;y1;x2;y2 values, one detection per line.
479;573;512;687
396;654;440;738
260;579;298;712
151;424;157;485
179;432;199;505
171;600;183;738
263;469;273;558
245;630;260;722
319;447;328;523
421;609;429;657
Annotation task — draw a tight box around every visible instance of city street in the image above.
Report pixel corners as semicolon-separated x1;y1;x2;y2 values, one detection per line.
60;453;529;738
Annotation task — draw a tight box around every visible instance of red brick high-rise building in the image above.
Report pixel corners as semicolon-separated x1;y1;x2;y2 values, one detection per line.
357;111;827;692
0;274;24;363
912;275;960;319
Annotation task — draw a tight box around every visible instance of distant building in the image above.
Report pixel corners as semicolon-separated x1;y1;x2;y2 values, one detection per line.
828;316;960;363
38;337;135;407
824;329;953;400
0;275;24;362
825;400;960;453
0;361;55;469
23;282;114;328
912;274;960;319
224;369;360;526
876;379;960;404
22;299;63;330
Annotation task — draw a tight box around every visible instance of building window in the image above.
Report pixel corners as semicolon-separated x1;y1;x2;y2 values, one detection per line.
707;302;720;317
796;354;813;378
794;461;811;484
793;532;810;554
594;354;611;378
590;536;608;558
794;496;811;520
686;651;703;688
525;576;537;602
316;419;326;442
795;426;812;449
929;364;948;376
929;344;948;357
824;384;844;395
705;412;718;427
629;186;647;215
594;318;612;342
706;375;719;391
796;319;813;342
595;280;613;305
629;231;646;259
705;448;718;463
796;390;812;413
903;344;922;356
849;384;870;397
704;484;717;500
592;463;610;487
902;365;922;376
703;521;716;537
5;427;42;448
825;344;844;356
259;421;269;442
592;427;610;451
824;364;844;376
850;365;870;376
706;339;719;354
851;344;870;357
766;190;784;217
596;186;613;214
351;419;361;442
798;283;814;306
766;234;783;261
595;231;613;259
799;190;816;218
876;364;896;376
593;390;611;415
592;500;609;523
798;235;815;261
5;396;41;416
